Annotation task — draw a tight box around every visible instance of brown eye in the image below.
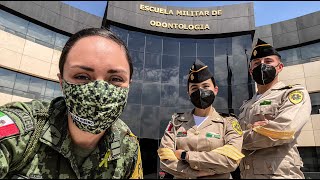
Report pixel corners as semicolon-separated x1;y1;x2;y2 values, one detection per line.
74;74;91;84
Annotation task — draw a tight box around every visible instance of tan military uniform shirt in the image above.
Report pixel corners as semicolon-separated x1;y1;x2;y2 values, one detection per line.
158;107;244;179
238;81;311;179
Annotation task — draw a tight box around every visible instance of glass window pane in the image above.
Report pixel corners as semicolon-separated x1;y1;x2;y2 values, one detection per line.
110;25;128;45
146;35;162;54
120;104;141;136
45;81;56;98
27;22;55;47
0;68;16;89
128;31;145;52
179;57;196;86
180;39;196;57
144;53;161;82
53;83;63;97
278;48;302;66
55;33;69;50
161;55;179;84
163;37;179;56
310;92;320;105
142;83;160;105
127;82;142;104
0;9;28;36
301;42;320;61
29;77;46;99
140;106;160;139
197;40;214;57
159;107;178;138
215;37;232;57
178;85;193;108
161;84;179;106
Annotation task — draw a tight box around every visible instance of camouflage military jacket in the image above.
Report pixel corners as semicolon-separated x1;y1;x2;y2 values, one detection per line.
0;97;143;179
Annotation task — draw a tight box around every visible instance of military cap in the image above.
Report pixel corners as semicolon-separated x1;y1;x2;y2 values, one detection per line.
250;38;281;61
188;59;213;83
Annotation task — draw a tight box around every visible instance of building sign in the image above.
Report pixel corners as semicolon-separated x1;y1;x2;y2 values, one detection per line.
140;4;222;31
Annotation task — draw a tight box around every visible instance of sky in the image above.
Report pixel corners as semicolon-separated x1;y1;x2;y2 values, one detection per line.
63;1;320;27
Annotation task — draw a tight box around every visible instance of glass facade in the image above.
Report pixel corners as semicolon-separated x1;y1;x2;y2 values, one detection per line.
0;67;63;101
278;41;320;67
110;24;255;178
310;92;320;114
0;9;69;50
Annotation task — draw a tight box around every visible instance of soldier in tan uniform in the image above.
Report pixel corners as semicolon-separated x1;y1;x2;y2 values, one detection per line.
239;39;312;179
158;59;245;179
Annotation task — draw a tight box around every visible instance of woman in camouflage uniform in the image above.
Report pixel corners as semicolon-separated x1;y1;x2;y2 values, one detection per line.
0;28;143;179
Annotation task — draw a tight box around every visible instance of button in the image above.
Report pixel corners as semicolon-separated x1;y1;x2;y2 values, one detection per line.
181;117;185;120
194;165;198;169
194;131;200;135
245;165;250;170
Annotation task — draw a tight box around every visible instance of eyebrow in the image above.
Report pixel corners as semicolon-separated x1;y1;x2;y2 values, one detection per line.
107;69;128;75
70;65;94;72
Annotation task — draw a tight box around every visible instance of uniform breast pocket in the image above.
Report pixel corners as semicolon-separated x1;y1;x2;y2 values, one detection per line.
205;134;224;151
255;104;278;120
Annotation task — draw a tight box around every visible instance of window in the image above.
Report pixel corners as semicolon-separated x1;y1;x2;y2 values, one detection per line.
310;92;320;114
27;22;55;48
0;9;29;37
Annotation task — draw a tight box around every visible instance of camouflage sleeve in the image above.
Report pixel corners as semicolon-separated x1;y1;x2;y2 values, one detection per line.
243;87;312;150
187;117;244;174
0;101;38;178
122;133;143;179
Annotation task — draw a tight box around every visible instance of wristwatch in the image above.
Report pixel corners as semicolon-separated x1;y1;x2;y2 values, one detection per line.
180;151;188;161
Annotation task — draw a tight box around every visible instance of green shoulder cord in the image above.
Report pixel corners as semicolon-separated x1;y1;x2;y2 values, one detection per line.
9;108;49;173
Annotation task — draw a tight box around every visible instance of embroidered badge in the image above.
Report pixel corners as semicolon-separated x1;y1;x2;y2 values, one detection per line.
0;111;20;139
206;132;221;139
232;120;243;136
253;50;257;57
190;74;194;81
166;122;173;133
176;131;187;137
289;90;304;105
260;100;272;106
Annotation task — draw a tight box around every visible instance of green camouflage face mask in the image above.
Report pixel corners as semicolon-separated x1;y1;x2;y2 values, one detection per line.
62;79;129;134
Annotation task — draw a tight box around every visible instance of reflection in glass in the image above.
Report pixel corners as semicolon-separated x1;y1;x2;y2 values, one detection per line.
215;37;232;57
142;83;160;105
146;35;162;54
197;40;214;57
127;82;142;104
140;106;160;139
0;68;16;89
55;33;69;50
178;85;193;108
27;22;55;46
161;55;179;84
128;31;145;52
213;85;228;111
279;47;302;66
159;107;178;138
180;39;196;57
0;9;29;36
163;37;179;56
110;25;128;45
120;104;141;136
28;77;46;98
301;42;320;61
179;57;196;85
161;85;179;106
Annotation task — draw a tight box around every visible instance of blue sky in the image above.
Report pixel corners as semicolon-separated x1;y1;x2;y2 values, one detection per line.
63;1;320;27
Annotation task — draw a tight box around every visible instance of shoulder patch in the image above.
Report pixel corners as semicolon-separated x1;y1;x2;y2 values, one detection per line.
166;122;173;133
230;119;243;136
288;90;304;105
0;111;20;139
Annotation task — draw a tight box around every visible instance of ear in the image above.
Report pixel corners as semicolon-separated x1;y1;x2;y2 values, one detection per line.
214;85;219;96
57;73;63;91
278;62;284;72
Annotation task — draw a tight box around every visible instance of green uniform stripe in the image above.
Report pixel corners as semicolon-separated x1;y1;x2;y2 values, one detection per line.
0;111;5;117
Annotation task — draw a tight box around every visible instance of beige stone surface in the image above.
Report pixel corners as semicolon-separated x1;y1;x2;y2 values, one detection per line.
0;30;25;53
0;92;12;106
303;61;320;78
305;76;320;92
311;114;320;131
23;40;54;63
279;64;305;81
297;130;315;146
0;47;22;69
20;55;51;78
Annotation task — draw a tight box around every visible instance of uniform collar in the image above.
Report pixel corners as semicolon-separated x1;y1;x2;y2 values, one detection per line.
184;107;223;131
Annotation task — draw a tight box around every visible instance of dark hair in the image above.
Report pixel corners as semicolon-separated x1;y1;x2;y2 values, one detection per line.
59;28;133;79
187;77;216;92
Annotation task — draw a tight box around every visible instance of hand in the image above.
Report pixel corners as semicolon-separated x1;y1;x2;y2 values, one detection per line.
253;120;269;128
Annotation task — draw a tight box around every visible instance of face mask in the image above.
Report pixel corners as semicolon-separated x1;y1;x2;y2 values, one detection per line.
190;88;215;109
62;80;129;134
252;63;279;85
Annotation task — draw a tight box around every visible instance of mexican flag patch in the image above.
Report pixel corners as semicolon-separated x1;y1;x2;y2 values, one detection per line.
0;111;20;139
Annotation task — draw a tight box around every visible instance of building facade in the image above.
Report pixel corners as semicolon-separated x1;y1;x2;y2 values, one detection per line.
0;1;320;178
